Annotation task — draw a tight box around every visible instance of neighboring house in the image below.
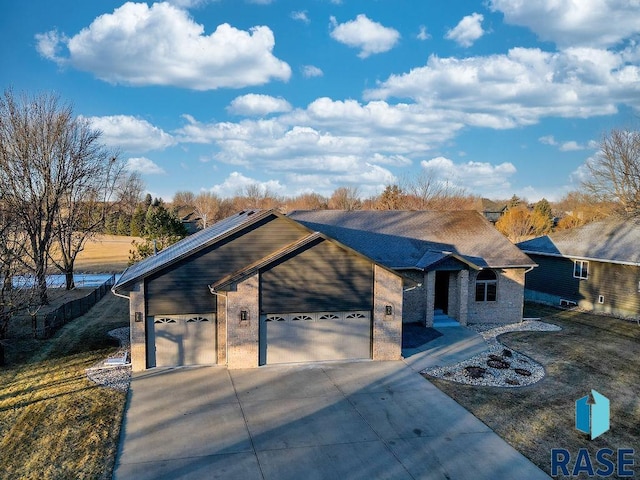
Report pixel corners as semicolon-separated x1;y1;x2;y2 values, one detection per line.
517;217;640;319
180;212;201;234
113;210;404;371
476;198;508;224
289;210;535;328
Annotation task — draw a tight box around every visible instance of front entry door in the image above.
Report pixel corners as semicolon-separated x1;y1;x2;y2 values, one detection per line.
434;271;449;314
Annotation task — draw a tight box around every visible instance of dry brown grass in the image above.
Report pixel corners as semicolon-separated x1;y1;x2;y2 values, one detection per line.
72;234;142;273
431;304;640;479
0;293;129;479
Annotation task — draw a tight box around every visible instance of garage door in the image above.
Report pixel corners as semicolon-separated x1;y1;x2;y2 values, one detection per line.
260;311;371;365
148;314;216;368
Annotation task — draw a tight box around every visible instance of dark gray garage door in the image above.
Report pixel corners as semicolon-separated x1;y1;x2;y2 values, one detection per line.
147;314;216;368
260;311;371;365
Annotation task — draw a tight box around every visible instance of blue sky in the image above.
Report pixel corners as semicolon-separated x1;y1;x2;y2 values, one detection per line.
1;0;639;202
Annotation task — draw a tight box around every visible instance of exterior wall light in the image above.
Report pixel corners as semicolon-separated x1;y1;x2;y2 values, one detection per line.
385;305;393;315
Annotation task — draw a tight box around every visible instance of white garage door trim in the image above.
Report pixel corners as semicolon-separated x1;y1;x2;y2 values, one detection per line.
147;313;216;368
260;310;371;365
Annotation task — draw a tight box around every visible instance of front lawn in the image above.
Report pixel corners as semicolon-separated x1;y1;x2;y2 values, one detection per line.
430;304;640;479
0;293;129;480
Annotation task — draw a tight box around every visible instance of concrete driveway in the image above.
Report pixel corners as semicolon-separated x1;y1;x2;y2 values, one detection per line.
113;360;549;479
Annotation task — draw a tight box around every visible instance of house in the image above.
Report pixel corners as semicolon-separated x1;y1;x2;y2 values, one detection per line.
517;217;640;319
113;209;535;372
475;198;508;224
289;210;535;328
112;210;404;371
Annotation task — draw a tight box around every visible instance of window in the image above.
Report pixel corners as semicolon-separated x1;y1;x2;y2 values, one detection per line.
475;270;497;302
573;260;589;279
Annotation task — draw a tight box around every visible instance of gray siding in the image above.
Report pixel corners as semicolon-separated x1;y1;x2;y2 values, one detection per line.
146;215;308;315
526;254;640;316
525;255;580;300
260;237;374;313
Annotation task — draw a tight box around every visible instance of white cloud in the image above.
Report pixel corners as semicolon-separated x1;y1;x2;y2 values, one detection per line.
539;135;557;146
291;11;310;24
166;0;217;7
490;0;640;48
445;13;485;47
36;2;291;90
417;25;431;41
420;156;516;192
227;94;292;116
35;29;66;59
330;14;400;58
209;171;284;197
81;115;175;152
365;47;640;128
559;141;583;151
175;97;460;195
302;65;324;78
540;135;591;151
126;157;166;175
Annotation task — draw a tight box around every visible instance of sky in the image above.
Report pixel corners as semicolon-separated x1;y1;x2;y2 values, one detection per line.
1;0;639;203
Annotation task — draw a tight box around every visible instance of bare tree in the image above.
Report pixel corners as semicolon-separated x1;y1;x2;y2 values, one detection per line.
329;186;362;210
235;183;282;210
193;191;220;228
172;190;196;218
403;170;474;210
583;128;640;216
116;171;145;215
50;154;126;289
0;90;118;301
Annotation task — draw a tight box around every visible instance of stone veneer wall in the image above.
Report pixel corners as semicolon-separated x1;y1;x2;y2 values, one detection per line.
128;281;146;372
225;273;260;368
215;294;227;365
372;265;403;361
401;270;427;324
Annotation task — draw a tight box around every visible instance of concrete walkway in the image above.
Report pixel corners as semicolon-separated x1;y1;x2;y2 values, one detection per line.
402;325;490;373
113;359;550;479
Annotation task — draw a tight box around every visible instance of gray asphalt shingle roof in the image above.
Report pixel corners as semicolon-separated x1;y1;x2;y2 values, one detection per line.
517;217;640;265
288;210;535;270
113;209;268;292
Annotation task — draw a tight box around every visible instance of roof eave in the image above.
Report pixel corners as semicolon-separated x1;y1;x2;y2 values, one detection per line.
113;209;278;291
521;250;640;267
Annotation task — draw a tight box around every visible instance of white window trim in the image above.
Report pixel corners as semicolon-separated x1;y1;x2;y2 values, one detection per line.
573;260;589;280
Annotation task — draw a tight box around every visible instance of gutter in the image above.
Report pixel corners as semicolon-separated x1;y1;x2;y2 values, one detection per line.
521;250;640;268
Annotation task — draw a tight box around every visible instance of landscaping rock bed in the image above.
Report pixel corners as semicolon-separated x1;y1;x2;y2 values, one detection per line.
423;320;561;388
85;327;131;392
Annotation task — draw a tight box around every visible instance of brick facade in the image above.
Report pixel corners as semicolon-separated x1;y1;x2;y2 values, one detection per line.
467;268;526;324
225;273;260;369
128;281;146;372
372;265;403;361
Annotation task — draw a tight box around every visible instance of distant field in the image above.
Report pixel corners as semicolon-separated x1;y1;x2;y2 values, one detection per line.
73;234;142;273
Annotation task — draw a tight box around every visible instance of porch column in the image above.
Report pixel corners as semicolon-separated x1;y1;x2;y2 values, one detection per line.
457;270;469;326
425;271;435;327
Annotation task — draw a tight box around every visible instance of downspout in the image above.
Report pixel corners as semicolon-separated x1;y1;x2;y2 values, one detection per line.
208;286;228;367
111;288;130;300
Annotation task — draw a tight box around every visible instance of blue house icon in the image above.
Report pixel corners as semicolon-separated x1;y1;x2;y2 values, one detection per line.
576;390;610;440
